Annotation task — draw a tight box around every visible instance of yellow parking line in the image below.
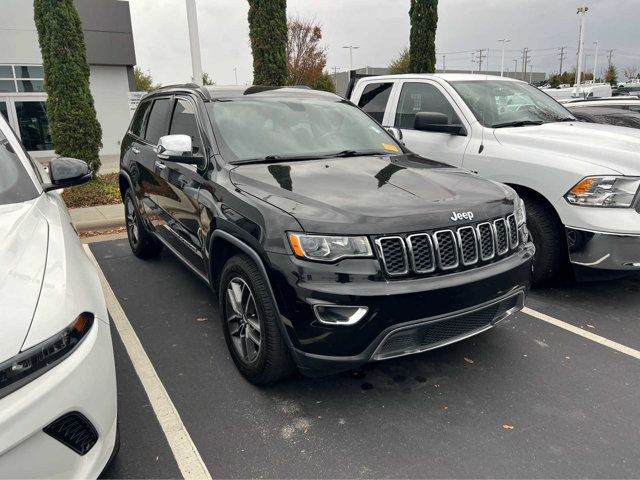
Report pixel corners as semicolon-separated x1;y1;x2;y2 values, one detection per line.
523;307;640;360
84;245;213;480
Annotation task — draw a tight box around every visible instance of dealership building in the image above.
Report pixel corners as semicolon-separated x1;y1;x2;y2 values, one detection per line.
0;0;136;158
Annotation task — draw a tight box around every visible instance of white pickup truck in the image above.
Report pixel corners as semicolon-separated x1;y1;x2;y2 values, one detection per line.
349;74;640;284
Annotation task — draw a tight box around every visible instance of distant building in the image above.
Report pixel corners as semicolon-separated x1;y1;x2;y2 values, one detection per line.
0;0;136;157
334;67;547;98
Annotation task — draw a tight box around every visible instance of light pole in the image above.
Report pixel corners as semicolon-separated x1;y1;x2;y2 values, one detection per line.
233;67;238;85
529;64;534;84
499;39;511;77
575;0;589;95
513;59;518;79
592;40;599;83
342;45;360;71
185;0;203;86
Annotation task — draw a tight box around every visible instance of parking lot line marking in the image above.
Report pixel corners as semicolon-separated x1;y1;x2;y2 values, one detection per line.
84;245;213;480
523;307;640;361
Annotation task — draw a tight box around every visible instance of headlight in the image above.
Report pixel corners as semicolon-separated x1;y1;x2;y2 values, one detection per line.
565;176;640;207
514;195;526;226
288;232;373;261
0;313;94;400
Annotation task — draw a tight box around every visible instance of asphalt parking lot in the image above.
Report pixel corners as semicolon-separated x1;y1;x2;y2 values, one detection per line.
91;237;640;479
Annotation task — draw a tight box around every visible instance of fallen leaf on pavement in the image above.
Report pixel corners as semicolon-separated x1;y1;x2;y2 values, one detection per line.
196;317;208;322
464;357;475;364
586;324;595;329
502;424;514;430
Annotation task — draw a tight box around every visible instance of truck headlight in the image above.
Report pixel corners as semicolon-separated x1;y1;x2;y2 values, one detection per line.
514;195;526;226
288;233;373;261
565;176;640;207
0;313;94;400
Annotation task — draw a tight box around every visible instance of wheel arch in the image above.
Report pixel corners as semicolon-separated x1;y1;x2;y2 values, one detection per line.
118;169;134;201
505;183;565;227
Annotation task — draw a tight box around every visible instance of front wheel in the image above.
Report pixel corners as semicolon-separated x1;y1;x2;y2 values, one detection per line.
521;193;567;286
124;191;163;259
220;254;295;384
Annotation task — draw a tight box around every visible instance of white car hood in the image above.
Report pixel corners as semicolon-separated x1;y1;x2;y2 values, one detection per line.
0;197;48;364
493;122;640;175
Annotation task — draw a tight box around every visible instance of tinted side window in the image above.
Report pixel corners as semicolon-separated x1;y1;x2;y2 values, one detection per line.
130;100;151;137
169;99;203;155
144;98;171;145
358;82;392;123
394;82;460;130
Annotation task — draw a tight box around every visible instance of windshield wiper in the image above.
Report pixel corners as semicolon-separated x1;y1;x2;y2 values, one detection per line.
323;150;393;158
558;117;577;122
492;120;544;128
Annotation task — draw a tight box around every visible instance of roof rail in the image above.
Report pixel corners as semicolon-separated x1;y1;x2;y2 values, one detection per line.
153;83;211;101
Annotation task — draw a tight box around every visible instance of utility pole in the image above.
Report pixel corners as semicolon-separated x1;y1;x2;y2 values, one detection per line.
530;64;534;84
575;0;588;94
499;39;511;76
442;55;446;73
477;49;486;72
558;46;567;76
513;59;518;79
592;40;599;82
607;49;614;68
233;67;238;85
331;66;340;86
470;51;476;74
185;0;203;86
342;45;360;71
522;48;529;78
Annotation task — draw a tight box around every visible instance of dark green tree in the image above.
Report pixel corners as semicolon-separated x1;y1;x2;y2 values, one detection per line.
313;72;336;93
34;0;102;174
134;66;161;92
605;64;619;86
409;0;438;73
248;0;288;85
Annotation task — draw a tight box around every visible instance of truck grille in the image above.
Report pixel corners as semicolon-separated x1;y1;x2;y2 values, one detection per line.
375;214;520;278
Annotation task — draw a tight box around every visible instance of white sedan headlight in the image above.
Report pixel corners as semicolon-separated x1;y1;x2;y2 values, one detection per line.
288;233;373;261
565;176;640;207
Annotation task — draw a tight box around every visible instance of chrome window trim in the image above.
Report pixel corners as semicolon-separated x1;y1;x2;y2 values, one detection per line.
456;225;479;266
433;229;459;270
493;218;509;255
476;222;496;261
406;233;436;274
375;236;409;276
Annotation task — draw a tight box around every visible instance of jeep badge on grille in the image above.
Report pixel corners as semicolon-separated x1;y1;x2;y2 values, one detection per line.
450;211;474;222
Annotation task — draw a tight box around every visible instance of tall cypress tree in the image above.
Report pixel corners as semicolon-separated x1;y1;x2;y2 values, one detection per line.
34;0;102;174
409;0;438;73
248;0;288;86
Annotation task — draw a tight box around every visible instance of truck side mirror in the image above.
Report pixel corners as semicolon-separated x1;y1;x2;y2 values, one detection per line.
414;112;467;136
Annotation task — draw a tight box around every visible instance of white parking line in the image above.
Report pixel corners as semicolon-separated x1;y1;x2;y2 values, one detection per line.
523;307;640;361
84;245;213;480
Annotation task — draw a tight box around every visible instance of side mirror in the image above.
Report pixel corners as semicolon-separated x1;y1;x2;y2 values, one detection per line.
156;134;204;166
414;112;467;136
386;127;404;143
43;157;91;192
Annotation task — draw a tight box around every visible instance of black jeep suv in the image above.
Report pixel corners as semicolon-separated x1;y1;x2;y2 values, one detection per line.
119;85;534;384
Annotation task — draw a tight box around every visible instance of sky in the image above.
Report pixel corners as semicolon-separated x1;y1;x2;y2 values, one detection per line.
128;0;640;86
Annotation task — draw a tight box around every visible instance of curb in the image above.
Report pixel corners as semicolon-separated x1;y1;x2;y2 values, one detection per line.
73;217;125;232
69;203;125;232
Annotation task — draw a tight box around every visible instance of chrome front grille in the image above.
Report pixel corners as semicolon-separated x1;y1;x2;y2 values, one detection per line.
376;214;521;278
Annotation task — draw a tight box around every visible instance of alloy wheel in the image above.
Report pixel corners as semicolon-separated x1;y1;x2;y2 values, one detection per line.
126;197;139;247
226;277;262;363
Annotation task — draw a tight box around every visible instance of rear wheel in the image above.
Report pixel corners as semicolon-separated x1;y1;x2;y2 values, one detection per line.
220;254;295;384
124;191;163;259
520;192;567;286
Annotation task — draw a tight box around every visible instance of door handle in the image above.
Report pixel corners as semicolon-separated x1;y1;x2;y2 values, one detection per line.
132;147;140;154
155;160;166;170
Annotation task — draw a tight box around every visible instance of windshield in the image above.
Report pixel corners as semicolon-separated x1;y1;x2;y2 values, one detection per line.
207;98;402;162
0;130;39;205
450;80;575;128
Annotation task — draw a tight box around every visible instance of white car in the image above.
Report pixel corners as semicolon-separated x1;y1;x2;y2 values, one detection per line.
561;96;640;113
0;116;118;478
350;74;640;284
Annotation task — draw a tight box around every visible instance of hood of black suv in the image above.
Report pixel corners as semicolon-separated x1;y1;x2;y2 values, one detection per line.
230;154;516;234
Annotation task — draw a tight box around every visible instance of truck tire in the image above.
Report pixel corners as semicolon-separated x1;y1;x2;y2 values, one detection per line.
220;254;295;384
520;193;567;286
124;191;163;259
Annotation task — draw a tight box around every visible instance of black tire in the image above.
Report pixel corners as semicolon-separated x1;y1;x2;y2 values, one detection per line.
124;190;163;259
219;254;295;384
521;192;567;286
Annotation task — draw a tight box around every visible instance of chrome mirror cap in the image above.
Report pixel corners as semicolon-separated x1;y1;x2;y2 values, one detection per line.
156;134;192;159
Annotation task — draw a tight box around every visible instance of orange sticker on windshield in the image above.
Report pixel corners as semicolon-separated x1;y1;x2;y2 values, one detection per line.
383;143;399;152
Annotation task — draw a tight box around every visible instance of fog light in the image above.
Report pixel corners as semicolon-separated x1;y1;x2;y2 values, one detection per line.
313;305;368;325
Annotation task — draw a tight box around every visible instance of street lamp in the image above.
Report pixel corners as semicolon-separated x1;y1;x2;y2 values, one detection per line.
498;38;511;77
342;45;360;71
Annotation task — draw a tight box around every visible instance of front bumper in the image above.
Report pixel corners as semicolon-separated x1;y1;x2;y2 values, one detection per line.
267;243;534;376
567;228;640;271
0;318;117;479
